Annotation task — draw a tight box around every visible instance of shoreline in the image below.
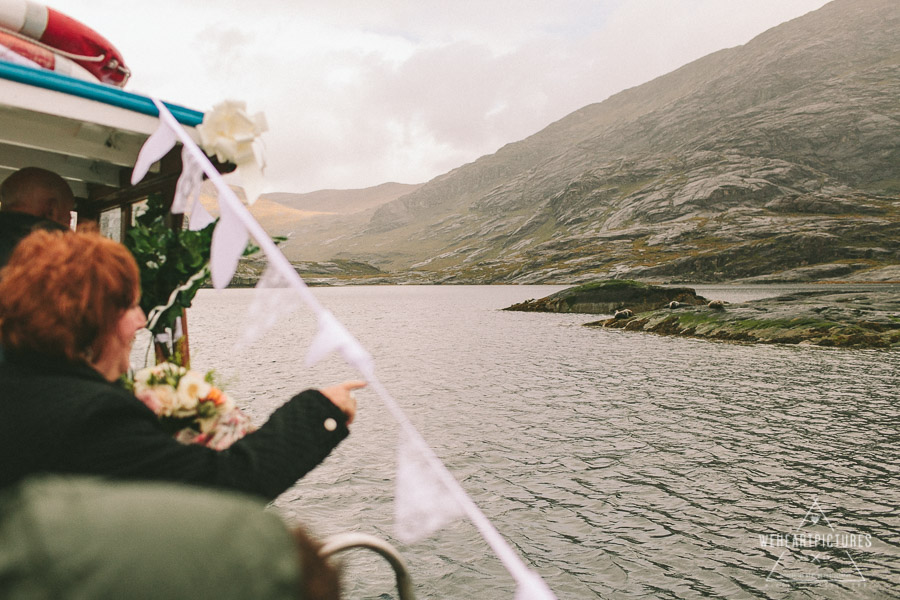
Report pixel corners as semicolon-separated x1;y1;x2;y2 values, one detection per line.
498;280;900;349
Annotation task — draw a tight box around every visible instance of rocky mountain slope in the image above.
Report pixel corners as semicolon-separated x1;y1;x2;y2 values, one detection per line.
271;0;900;284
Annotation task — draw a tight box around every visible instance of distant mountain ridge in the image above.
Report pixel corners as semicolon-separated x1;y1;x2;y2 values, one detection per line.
267;0;900;283
265;182;422;215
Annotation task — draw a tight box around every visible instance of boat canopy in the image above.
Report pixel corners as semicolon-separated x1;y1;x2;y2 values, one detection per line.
0;60;221;231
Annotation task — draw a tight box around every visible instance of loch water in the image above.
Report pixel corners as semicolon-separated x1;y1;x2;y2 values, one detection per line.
157;285;899;599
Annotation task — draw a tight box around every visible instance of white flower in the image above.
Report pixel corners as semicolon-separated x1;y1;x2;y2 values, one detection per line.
149;385;180;417
196;100;268;205
174;370;211;417
197;100;267;166
132;366;155;388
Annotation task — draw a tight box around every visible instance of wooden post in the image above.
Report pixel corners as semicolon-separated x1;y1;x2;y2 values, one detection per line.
175;310;191;369
119;202;132;243
160;147;190;368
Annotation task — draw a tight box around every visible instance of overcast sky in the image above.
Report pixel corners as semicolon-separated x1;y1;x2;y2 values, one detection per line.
52;0;830;194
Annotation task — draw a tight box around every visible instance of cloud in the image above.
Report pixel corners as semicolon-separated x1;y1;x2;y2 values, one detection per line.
46;0;832;192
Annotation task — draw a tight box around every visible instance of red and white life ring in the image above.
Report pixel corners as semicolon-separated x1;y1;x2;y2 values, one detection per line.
0;0;130;86
0;29;98;82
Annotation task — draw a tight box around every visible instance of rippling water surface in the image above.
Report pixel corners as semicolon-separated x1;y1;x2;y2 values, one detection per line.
166;285;899;599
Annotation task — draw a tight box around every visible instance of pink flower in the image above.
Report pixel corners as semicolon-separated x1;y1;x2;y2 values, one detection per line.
136;389;162;413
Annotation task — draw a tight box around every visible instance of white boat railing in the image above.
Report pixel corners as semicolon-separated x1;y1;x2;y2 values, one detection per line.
319;533;416;600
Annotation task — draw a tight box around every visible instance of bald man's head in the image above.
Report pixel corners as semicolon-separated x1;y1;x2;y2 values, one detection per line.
1;167;75;227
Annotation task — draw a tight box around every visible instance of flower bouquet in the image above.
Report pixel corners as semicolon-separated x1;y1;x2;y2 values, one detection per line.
126;363;257;450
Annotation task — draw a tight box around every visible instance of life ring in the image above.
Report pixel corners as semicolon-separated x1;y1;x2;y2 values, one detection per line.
0;29;98;82
0;0;129;86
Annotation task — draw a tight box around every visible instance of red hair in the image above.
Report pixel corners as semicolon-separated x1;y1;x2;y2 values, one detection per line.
0;230;140;363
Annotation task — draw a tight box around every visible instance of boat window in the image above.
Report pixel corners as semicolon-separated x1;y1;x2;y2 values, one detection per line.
99;208;122;242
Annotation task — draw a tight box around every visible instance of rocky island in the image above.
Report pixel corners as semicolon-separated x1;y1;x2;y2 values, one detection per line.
505;280;900;349
503;280;708;314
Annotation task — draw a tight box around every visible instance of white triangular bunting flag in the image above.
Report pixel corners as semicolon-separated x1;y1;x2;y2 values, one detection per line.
394;430;465;543
172;145;204;215
238;160;266;206
209;196;248;289
188;196;216;231
132;121;176;185
236;264;301;349
305;309;374;377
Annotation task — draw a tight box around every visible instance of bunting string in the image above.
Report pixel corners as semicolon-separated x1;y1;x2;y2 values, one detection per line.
132;100;557;600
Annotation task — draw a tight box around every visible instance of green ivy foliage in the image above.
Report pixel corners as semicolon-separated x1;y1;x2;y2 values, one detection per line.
124;194;214;338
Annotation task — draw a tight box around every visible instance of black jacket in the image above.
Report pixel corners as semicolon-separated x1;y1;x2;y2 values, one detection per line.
0;352;349;501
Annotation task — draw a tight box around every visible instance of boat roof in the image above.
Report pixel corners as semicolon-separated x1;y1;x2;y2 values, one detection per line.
0;60;207;213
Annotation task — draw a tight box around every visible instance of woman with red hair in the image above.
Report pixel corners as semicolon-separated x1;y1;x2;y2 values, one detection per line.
0;229;364;500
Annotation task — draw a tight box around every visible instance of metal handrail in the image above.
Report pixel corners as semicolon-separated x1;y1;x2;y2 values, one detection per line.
319;533;416;600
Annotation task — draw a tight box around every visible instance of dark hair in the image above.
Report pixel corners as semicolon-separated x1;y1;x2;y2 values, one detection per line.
0;229;140;363
292;527;341;600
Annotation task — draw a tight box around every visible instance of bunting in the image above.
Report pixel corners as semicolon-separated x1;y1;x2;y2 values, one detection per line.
305;309;375;380
171;146;201;215
394;429;466;543
209;196;249;290
236;266;301;349
132;100;558;600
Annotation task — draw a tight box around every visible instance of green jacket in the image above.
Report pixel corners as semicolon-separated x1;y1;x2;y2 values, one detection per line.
0;476;301;599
